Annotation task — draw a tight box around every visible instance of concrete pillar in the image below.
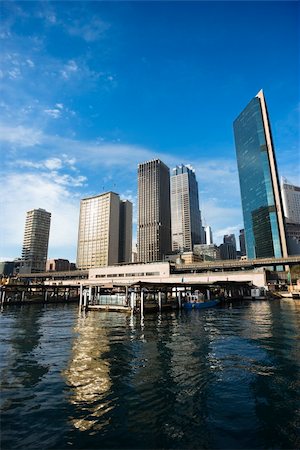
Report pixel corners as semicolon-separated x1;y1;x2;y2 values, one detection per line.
1;290;5;304
130;292;135;310
206;289;210;300
44;289;48;302
158;291;162;311
21;291;25;302
88;286;92;305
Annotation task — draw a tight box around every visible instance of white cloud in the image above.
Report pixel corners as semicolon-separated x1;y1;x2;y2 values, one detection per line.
60;60;78;79
44;158;63;170
44;108;62;119
26;59;35;68
0;124;42;147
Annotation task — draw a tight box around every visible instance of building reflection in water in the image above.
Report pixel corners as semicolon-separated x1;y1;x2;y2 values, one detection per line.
63;310;113;432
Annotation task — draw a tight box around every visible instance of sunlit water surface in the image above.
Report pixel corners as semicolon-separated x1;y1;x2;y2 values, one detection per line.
1;300;300;449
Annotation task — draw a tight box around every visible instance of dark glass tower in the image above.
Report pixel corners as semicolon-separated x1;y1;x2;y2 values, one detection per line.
233;90;287;259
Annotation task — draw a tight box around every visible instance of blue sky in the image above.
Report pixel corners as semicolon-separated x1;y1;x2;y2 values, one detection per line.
1;1;299;262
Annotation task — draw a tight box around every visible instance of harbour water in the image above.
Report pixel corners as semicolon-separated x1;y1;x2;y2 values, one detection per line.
1;300;299;449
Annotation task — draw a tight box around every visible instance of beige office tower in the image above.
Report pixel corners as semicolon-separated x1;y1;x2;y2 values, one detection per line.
77;192;132;269
20;208;51;273
171;165;202;252
137;159;171;262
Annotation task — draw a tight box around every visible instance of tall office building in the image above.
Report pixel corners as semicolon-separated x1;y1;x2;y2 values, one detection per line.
281;178;300;255
205;225;213;245
137;159;171;262
220;234;237;260
119;200;133;263
171;165;202;252
233;89;288;259
77;192;132;269
20;208;51;273
281;178;300;224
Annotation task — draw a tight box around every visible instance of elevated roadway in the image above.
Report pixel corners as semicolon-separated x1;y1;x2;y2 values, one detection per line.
174;255;300;273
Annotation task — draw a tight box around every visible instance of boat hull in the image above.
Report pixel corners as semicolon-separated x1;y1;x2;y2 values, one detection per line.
183;299;220;309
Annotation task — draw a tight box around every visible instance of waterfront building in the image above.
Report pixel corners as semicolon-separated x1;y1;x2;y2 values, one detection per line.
170;165;203;252
239;229;246;257
20;208;51;273
77;192;132;269
193;244;220;261
0;261;15;277
205;225;213;245
46;259;74;272
233;89;288;259
137;159;171;262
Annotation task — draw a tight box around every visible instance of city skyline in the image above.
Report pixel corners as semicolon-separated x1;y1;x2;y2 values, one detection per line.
1;1;299;262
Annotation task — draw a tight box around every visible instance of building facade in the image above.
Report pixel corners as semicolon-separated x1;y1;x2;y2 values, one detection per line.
281;178;300;255
46;259;74;272
194;244;221;261
281;178;300;225
239;229;246;256
171;165;202;252
20;208;51;273
205;225;213;245
119;200;133;263
137;159;171;262
77;192;132;269
233;90;288;259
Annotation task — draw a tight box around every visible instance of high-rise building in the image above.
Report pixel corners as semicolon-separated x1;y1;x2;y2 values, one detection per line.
119;200;133;263
220;234;237;260
20;208;51;273
233;89;288;259
281;178;300;224
77;192;132;269
239;229;246;256
137;159;171;262
281;178;300;255
171;165;202;252
205;225;213;245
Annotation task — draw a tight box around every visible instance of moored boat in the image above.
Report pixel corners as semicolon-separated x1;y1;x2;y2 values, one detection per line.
183;299;220;309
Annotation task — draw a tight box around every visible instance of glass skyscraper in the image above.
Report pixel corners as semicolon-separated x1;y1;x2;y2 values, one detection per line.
233;90;287;259
170;165;202;252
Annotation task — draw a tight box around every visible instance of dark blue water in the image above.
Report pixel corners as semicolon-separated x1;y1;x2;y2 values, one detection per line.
1;300;300;449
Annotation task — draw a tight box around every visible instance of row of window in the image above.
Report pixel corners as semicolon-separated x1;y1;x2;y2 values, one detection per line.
95;271;160;278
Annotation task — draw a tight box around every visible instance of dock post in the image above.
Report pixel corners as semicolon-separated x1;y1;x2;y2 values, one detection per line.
1;289;5;304
206;289;210;300
158;291;162;311
141;290;144;318
130;292;135;310
79;284;83;308
178;291;182;309
21;291;25;302
44;289;48;302
83;290;87;308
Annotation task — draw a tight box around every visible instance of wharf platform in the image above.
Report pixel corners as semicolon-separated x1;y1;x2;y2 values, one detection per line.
88;304;131;312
